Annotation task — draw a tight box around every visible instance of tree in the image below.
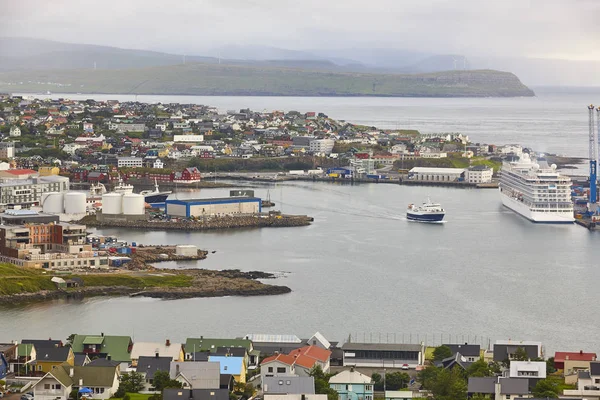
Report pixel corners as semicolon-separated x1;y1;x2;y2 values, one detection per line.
533;379;559;399
309;365;337;400
428;368;467;400
385;372;410;390
152;370;182;391
546;357;557;374
512;347;530;362
466;359;493;378
371;373;383;391
119;371;145;393
433;346;453;362
66;334;75;346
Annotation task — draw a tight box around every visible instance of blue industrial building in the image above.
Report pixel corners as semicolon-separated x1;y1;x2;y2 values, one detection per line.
165;197;262;218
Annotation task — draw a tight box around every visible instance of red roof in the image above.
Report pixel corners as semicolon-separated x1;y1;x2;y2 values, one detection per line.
555;351;597;362
261;353;296;366
7;169;37;175
288;346;332;363
261;346;331;370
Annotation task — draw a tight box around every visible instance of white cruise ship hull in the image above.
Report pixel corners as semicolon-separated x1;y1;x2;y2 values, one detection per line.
500;191;573;224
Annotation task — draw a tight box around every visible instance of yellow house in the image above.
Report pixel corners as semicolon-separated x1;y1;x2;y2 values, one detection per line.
35;347;74;373
38;166;60;176
101;143;113;151
158;148;170;158
130;341;185;367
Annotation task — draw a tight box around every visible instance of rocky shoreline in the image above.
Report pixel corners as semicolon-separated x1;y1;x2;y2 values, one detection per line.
0;268;291;305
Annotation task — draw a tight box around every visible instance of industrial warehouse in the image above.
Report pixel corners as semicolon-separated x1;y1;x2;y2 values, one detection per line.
165;196;262;218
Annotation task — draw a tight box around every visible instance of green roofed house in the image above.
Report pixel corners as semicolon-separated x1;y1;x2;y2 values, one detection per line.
184;337;252;361
71;334;132;367
15;343;36;374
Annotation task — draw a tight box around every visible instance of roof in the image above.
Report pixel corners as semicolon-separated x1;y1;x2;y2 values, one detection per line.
184;338;251;354
409;167;465;174
444;344;480;357
48;364;74;387
17;343;34;357
167;197;260;206
6;169;37;175
555;351;597;362
468;165;492;171
169;361;220;389
288;346;332;363
137;356;172;379
74;354;89;366
263;376;316;395
262;353;297;367
86;358;120;367
131;341;183;361
308;332;331;349
500;378;529;395
71;334;132;362
468;377;495;394
341;343;422;352
37;347;72;362
215;347;246;357
208;355;243;375
163;389;229;400
190;352;210;362
438;353;472;371
579;370;591;380
590;361;600;376
244;334;302;344
22;339;63;348
329;370;372;385
82;336;105;345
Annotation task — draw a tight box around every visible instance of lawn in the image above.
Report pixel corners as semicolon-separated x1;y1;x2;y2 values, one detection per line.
110;393;155;400
0;263;56;295
75;273;193;288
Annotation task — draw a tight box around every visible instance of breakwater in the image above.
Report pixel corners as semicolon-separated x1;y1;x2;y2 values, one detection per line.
83;214;313;231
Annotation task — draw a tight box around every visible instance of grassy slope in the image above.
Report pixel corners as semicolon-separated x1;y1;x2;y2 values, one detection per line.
0;63;534;97
0;263;192;296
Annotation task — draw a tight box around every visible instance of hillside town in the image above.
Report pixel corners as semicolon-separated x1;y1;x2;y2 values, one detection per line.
0;94;531;188
0;333;595;400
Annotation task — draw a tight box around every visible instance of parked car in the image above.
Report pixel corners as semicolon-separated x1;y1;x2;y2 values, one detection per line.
401;364;409;370
21;394;34;400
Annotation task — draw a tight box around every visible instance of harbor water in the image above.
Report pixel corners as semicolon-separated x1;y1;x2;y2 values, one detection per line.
1;182;599;354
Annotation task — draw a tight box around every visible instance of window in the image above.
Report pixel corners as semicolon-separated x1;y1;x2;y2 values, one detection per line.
268;367;273;373
277;367;286;373
506;395;510;400
365;385;372;391
224;366;228;371
56;384;61;390
44;384;50;390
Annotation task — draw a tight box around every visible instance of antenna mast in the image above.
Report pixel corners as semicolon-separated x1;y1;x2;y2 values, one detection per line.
589;104;597;210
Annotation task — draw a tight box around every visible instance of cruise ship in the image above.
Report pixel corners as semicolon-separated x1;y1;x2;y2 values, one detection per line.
499;153;573;223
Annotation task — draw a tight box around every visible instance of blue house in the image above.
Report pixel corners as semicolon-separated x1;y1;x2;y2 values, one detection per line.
0;353;8;379
208;355;246;383
329;369;374;400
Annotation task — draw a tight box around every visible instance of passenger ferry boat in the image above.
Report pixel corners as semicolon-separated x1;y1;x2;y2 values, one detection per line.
499;153;573;223
407;198;445;222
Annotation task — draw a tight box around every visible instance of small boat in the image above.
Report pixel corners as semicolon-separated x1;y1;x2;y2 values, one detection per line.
113;176;134;195
407;198;445;222
140;178;172;204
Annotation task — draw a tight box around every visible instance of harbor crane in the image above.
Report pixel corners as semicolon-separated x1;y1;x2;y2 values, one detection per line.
589;104;598;211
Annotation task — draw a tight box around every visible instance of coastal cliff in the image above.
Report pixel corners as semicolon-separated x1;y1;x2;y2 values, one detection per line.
0;64;534;98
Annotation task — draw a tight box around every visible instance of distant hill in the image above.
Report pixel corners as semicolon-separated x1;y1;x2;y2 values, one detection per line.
0;63;535;97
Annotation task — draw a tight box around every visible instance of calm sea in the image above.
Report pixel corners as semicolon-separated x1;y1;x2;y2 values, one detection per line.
3;90;600;354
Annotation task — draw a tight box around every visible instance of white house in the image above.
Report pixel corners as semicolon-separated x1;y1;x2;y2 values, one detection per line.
153;159;164;169
308;139;335;155
117;157;143;168
130;340;184;366
9;126;21;137
169;362;221;389
466;165;494;183
508;361;546;379
408;167;465;182
173;135;204;143
499;145;523;156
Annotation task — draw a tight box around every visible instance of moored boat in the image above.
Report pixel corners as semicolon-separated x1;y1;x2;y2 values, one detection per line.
407;199;445;222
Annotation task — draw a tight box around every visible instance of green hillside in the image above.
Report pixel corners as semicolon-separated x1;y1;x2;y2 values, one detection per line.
0;63;534;97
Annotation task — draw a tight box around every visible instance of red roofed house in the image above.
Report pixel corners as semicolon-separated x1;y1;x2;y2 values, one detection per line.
260;346;331;382
555;351;597;374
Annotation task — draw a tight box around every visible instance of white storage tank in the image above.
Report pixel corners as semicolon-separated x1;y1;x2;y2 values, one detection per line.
64;192;87;214
176;245;198;257
42;192;64;214
122;193;145;215
102;193;123;215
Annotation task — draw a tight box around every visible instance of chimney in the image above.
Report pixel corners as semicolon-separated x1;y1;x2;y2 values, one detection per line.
350;366;354;373
581;350;584;355
101;332;104;337
566;355;569;360
79;378;83;387
156;352;159;358
70;367;74;377
166;339;171;347
107;354;111;360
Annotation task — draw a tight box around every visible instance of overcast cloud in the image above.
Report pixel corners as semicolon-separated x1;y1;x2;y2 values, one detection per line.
1;0;599;60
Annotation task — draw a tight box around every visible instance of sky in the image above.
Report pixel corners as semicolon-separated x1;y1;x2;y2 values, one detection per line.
1;0;600;61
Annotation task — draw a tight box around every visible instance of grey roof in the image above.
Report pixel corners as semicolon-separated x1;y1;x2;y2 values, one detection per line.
500;378;529;395
215;347;246;357
468;377;495;394
163;389;229;400
0;343;16;353
438;353;472;370
591;361;600;376
74;354;89;366
263;376;316;395
578;370;591;379
137;356;172;379
21;339;63;348
37;347;71;362
341;343;421;352
191;352;210;362
443;344;480;357
220;374;233;389
86;358;120;367
170;361;220;389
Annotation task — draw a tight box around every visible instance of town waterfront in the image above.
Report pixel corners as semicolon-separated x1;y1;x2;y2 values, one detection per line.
1;181;598;354
22;87;600;159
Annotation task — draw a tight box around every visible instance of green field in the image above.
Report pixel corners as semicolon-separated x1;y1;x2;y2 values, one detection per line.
0;263;192;296
0;64;534;97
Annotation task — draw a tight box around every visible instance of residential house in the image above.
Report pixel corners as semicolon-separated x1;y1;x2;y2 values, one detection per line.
437;353;473;372
163;389;229;400
341;343;423;368
329;369;374;400
261;354;297;381
208;355;246;383
0;343;17;377
32;363;120;400
71;334;133;369
15;342;37;374
443;343;481;362
468;377;530;400
288;346;331;372
214;346;251;370
507;361;546;390
466;165;494;183
130;340;184;366
117;157;143;168
183;338;251;360
33;346;75;373
563;367;600;399
555;351;597;374
9;126;21;137
153;158;164;169
169;361;220;389
0;352;8;379
306;332;332;350
263;376;316;395
493;341;542;363
136;355;172;391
